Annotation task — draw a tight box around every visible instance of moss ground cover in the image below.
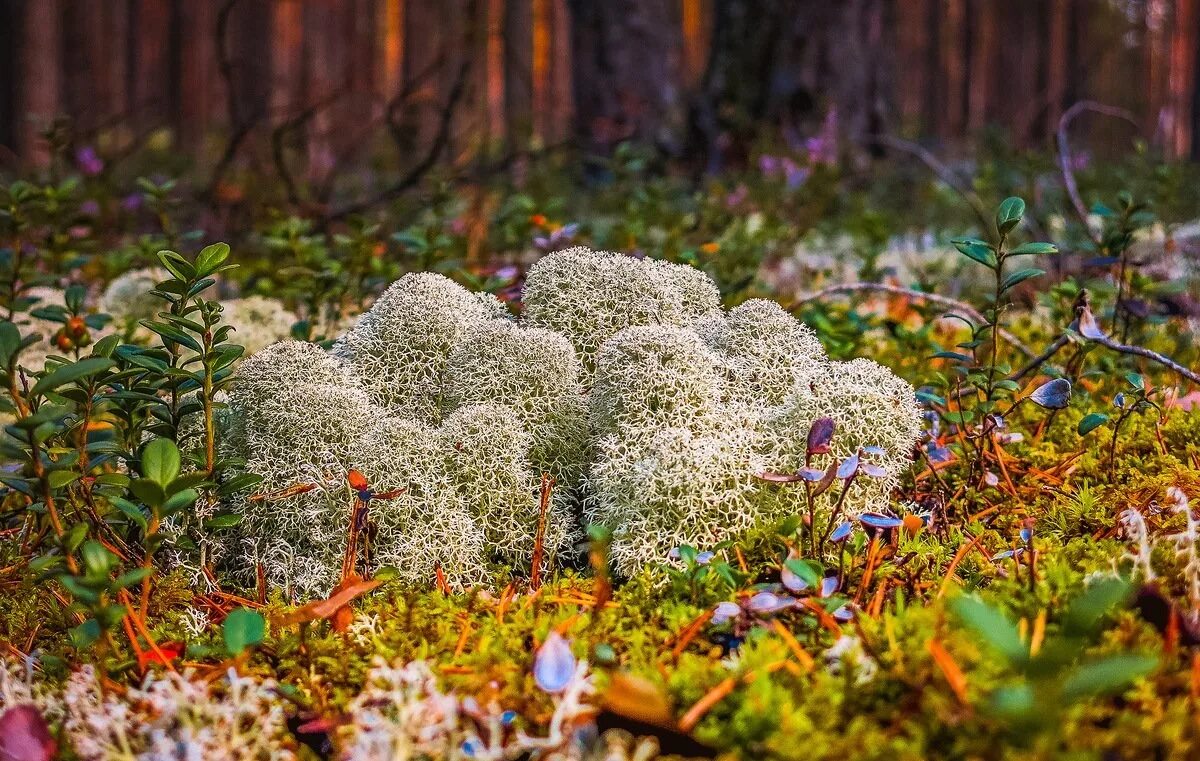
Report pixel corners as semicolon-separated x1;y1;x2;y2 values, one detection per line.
2;143;1200;760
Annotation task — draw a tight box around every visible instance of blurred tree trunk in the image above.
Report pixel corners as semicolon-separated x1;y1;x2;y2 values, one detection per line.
17;0;60;165
685;0;889;172
567;0;682;153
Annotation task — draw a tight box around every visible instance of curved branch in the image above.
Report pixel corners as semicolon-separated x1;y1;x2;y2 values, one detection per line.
788;282;1036;359
325;61;471;222
1056;101;1139;243
870;134;991;232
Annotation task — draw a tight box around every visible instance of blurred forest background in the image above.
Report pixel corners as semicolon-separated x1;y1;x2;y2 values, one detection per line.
0;0;1198;184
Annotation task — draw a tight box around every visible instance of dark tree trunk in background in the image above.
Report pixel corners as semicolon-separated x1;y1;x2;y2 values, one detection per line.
567;0;683;154
1;0;1197;173
686;0;889;172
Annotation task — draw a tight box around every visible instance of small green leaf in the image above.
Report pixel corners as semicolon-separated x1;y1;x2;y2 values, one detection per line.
950;595;1027;666
112;567;153;591
30;357;115;396
81;540;116;578
1062;577;1131;636
1001;268;1045;292
156;249;195;280
784;558;823;588
47;470;79;489
0;321;21;366
110;497;148;530
1078;413;1109;435
194;242;231;277
1009;241;1058;256
129;478;166;508
141;438;181;487
70;619;102;649
223;608;266;657
952;238;998;269
204;513;243;529
996;197;1026;235
161;487;200;516
1062;654;1157;701
217;472;263;497
932;351;973;363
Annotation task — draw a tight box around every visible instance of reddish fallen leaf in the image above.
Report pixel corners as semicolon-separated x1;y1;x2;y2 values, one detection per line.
276;578;382;627
136;640;185;671
0;705;56;761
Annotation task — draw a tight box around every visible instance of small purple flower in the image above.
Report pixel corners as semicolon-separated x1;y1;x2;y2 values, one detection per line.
120;193;144;212
79;200;100;217
75;146;103;176
724;184;749;208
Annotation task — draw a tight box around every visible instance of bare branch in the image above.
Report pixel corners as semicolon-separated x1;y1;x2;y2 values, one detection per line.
788;282;1036;359
871;134;991;232
1056;101;1139;243
325;61;471;222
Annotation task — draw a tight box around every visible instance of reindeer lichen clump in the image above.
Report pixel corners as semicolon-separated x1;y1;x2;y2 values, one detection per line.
224;247;922;593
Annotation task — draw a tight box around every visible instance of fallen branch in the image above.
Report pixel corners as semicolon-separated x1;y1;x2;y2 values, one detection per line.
1090;331;1200;386
789;282;1036;359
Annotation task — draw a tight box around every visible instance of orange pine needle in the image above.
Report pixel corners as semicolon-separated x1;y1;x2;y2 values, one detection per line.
928;638;969;706
669;609;714;659
770;619;815;671
678;676;737;733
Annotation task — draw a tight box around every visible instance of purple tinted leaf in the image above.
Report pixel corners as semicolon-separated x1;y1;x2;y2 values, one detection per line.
829;522;853;542
1029;378;1072;410
1074;305;1108;340
533;632;576;693
758;471;806;483
832;605;855;622
810;463;840;498
747;591;796;615
783;554;822;591
781;565;810;593
1019;527;1032;543
861;445;886;456
807;417;836;455
860;463;888;478
500;710;517;726
712;601;743;625
0;706;55;761
799;467;827;482
927;444;953;463
858;512;904;529
820;575;840;598
695;551;715;565
991;549;1023;560
836;453;860;480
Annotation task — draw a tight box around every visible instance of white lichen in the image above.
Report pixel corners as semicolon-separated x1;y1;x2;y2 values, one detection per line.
224;248;921;589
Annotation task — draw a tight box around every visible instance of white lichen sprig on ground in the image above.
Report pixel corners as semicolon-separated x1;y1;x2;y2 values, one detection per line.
222;247;923;591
